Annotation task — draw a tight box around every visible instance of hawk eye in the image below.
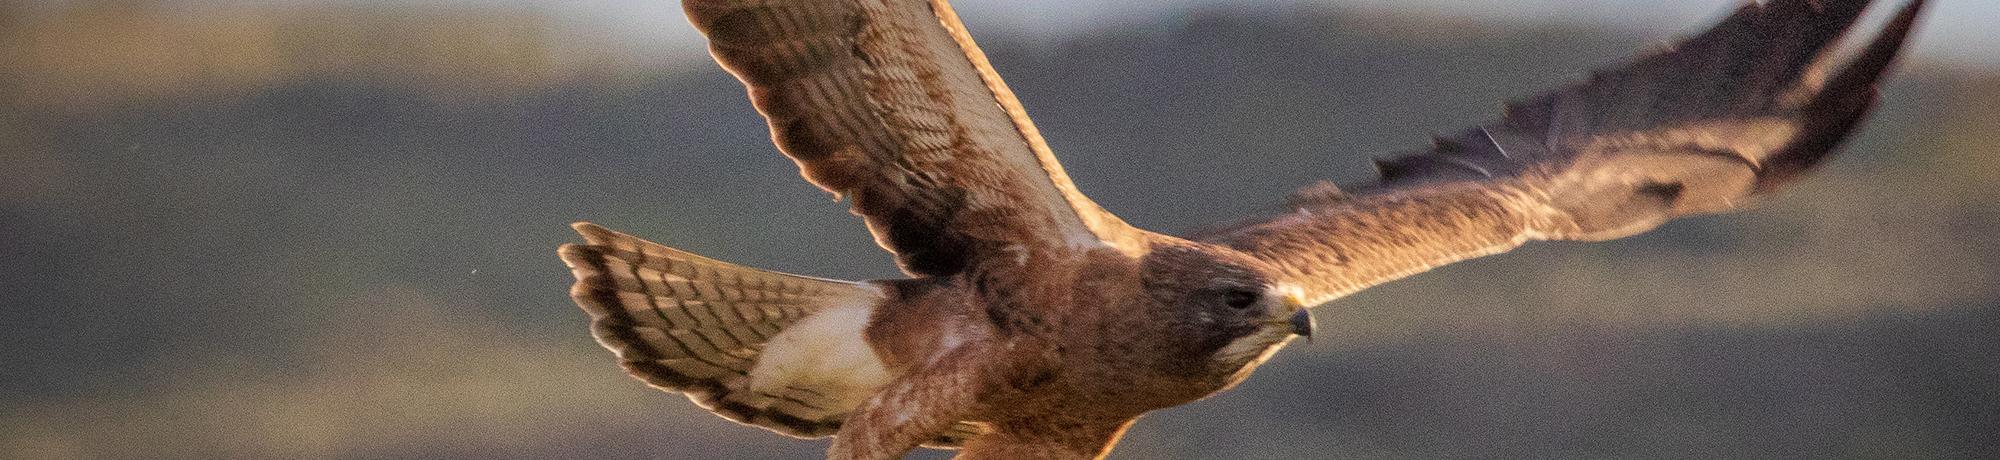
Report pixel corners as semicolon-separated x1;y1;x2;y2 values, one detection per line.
1221;289;1260;309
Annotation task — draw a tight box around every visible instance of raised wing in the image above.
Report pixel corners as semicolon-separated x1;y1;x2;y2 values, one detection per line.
1202;0;1927;306
685;0;1139;277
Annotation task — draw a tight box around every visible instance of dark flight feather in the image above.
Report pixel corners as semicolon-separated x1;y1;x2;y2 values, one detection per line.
1207;0;1927;305
1352;0;1927;238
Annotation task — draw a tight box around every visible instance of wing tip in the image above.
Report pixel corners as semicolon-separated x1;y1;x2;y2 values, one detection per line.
1824;0;1928;96
1756;0;1928;188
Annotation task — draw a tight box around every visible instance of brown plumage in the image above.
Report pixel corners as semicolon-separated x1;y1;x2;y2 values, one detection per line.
558;0;1929;458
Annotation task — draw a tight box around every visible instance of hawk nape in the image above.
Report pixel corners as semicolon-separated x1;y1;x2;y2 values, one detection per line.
557;0;1928;458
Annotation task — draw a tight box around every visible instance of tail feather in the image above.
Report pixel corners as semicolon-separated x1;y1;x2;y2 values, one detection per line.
558;222;985;447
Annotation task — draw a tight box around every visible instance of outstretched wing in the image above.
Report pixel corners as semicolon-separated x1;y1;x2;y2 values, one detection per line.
685;0;1140;277
1202;0;1927;307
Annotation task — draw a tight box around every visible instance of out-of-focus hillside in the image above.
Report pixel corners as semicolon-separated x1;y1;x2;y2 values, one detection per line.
0;0;644;110
2;2;1996;459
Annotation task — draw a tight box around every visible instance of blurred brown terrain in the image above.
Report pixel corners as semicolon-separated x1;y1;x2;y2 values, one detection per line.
2;1;1996;459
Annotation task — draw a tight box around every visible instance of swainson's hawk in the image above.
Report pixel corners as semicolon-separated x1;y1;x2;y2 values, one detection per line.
559;0;1928;458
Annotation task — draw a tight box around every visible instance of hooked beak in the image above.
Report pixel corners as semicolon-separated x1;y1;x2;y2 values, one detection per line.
1285;298;1315;342
1289;309;1315;341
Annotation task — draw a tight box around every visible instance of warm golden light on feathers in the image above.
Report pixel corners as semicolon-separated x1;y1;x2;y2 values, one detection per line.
560;0;1928;458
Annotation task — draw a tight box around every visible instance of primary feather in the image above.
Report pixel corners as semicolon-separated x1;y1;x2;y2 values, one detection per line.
1205;0;1927;306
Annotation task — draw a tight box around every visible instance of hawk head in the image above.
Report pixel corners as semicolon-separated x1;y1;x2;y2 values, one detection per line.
1136;243;1313;386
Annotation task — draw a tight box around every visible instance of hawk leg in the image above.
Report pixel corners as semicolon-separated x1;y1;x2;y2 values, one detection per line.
957;418;1137;460
827;347;987;460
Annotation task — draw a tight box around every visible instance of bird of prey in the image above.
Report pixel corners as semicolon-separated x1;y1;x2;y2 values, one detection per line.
558;0;1927;458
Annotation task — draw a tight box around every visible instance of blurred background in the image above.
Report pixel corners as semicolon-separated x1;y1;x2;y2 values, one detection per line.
3;0;1996;458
